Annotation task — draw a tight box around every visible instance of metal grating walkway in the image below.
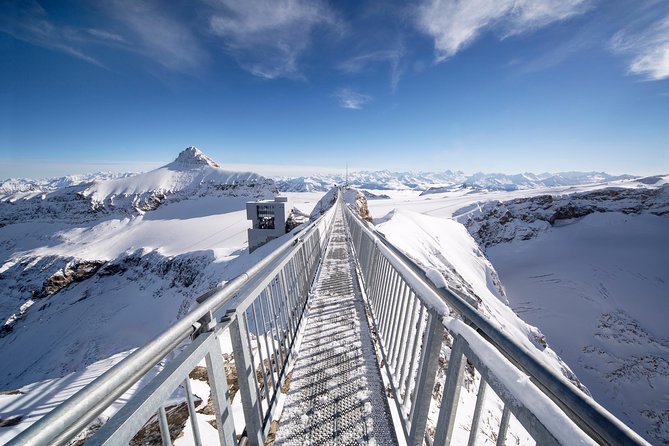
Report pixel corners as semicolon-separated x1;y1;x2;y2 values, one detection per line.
274;211;397;446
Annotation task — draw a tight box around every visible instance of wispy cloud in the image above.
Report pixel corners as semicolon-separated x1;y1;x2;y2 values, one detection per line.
339;47;406;92
105;0;207;73
0;0;207;74
334;88;371;110
414;0;592;61
611;14;669;81
0;0;106;68
206;0;341;79
85;28;127;44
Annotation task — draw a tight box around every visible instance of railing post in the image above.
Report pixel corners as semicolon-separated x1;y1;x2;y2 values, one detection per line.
225;310;264;446
433;333;466;446
467;378;487;446
205;331;237;446
183;378;203;446
408;309;444;445
497;405;511;446
158;405;173;446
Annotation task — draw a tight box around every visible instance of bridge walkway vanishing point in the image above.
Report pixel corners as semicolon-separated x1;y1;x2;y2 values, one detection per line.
6;191;652;446
273;210;396;445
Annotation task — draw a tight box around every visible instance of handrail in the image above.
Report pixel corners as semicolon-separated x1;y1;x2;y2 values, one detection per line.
8;204;337;446
6;191;650;446
342;200;649;446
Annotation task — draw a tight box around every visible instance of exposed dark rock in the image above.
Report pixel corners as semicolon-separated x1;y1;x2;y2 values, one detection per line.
361;190;390;200
129;403;191;446
0;416;23;427
34;260;106;299
457;185;669;249
0;389;24;395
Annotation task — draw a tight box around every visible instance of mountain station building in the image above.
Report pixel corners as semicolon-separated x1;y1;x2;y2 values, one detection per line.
246;196;290;252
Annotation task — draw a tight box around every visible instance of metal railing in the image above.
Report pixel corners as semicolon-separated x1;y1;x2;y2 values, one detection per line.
5;191;651;446
343;202;650;446
7;202;337;446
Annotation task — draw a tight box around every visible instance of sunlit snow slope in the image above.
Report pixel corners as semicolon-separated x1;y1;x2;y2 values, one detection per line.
484;197;669;444
365;176;668;444
0;147;281;389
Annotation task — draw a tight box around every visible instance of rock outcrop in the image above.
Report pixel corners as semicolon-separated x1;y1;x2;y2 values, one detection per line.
455;185;669;249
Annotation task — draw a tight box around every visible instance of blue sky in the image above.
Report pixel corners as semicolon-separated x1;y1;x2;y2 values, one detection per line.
1;0;668;179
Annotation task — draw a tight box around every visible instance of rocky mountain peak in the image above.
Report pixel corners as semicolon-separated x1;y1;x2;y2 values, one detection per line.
171;147;220;168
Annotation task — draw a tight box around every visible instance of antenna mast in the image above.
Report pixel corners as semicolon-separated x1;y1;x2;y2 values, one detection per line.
346;163;348;187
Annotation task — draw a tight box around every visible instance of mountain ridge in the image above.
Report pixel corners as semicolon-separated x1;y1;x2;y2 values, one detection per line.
277;170;639;193
4;167;643;197
0;147;277;225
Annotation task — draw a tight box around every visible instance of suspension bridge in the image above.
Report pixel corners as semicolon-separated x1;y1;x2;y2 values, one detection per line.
6;191;650;446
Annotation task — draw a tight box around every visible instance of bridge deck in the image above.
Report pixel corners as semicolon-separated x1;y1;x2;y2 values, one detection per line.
274;212;397;445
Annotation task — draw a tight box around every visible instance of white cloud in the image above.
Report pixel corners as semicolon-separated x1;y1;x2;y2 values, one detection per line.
415;0;591;61
85;28;127;44
611;15;669;81
334;88;371;110
0;0;106;68
206;0;340;79
106;0;207;73
0;0;207;73
339;48;406;92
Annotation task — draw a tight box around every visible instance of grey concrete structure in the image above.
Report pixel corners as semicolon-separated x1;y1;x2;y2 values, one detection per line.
246;196;290;252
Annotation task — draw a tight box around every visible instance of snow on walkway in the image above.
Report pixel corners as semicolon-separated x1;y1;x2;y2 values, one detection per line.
274;211;397;445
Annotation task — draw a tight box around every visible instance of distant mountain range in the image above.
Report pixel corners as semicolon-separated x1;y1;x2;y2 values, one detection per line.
0;172;137;201
275;170;467;192
2;165;640;199
276;170;638;193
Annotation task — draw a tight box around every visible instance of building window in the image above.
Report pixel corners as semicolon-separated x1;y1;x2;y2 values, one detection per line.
257;205;275;229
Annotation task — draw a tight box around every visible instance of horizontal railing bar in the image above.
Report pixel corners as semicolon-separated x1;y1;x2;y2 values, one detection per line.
87;331;220;445
454;330;562;446
343;205;650;446
43;329;192;446
8;209;333;446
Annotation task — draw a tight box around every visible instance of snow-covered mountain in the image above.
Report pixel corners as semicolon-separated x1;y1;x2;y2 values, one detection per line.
276;170;639;193
450;179;669;444
0;147;277;227
420;171;639;195
7;167;639;197
461;171;637;191
453;184;669;248
81;147;276;212
0;161;663;443
276;170;467;192
0;172;137;202
0;147;279;390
